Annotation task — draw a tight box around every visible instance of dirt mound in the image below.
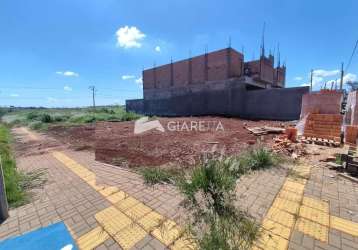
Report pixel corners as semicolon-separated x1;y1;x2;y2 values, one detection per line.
47;124;95;151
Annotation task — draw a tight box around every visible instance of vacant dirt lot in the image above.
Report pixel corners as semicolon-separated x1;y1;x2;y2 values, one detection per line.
93;117;291;167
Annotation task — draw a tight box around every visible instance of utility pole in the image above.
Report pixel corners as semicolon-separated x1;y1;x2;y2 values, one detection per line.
310;69;314;92
340;62;344;90
88;86;97;109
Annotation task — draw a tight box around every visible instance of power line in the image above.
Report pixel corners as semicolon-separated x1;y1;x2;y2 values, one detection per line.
0;86;140;92
345;39;358;72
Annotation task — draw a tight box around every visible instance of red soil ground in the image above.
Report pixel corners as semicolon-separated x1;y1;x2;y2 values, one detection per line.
92;117;291;167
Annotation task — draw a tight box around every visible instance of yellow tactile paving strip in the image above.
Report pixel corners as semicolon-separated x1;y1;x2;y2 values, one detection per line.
76;226;110;250
253;164;358;250
296;217;328;242
330;216;358;237
52;151;197;250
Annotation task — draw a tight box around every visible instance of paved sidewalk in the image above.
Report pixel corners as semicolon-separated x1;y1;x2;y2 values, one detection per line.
1;127;358;250
0;128;184;249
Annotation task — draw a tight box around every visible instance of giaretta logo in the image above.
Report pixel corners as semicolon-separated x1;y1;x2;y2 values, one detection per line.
134;117;165;134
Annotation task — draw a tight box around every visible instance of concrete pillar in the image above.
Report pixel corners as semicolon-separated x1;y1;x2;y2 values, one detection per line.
0;159;9;223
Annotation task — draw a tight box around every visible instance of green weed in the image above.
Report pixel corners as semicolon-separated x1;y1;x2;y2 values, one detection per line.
140;168;174;185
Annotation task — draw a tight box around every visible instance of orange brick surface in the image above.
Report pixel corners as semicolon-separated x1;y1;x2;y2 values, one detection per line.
303;114;343;141
345;125;358;144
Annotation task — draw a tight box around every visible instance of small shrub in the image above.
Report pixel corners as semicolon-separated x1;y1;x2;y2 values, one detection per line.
178;158;260;250
179;159;236;216
26;112;39;120
239;147;279;171
39;114;53;123
53;115;70;122
200;214;259;250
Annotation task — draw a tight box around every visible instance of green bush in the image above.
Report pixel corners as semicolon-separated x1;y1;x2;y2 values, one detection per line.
53;115;70;122
237;147;279;172
179;159;236;216
39;114;53;123
26;112;39;120
178;158;260;250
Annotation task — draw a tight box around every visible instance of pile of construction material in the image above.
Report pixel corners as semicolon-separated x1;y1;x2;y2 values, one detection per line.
298;90;344;146
272;135;307;159
303;114;342;142
245;126;285;135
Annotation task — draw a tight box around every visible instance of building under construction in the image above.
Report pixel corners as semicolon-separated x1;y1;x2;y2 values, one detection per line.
126;47;308;120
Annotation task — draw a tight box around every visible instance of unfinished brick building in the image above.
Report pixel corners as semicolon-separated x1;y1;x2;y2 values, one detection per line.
143;48;286;100
127;47;308;120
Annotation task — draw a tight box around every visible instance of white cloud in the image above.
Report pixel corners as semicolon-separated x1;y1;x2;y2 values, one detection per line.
10;94;19;97
115;26;146;48
64;85;72;91
56;71;79;77
135;77;143;84
47;97;58;103
294;76;303;81
343;73;357;84
155;46;161;52
302;76;324;87
313;69;339;78
122;75;135;80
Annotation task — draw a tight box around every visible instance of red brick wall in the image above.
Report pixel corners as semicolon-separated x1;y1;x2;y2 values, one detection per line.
260;58;275;83
173;60;188;87
191;54;205;84
345;125;358;144
143;48;244;89
303;114;342;141
155;64;171;89
143;69;154;89
230;50;243;77
208;49;228;81
300;90;343;118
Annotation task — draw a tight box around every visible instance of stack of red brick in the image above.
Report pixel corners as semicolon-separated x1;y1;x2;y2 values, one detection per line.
303;114;342;142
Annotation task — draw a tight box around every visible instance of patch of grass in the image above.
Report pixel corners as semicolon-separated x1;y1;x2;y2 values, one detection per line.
140;168;174;185
237;147;280;172
199;213;259;250
335;154;343;165
0;124;27;207
19;168;47;190
29;121;48;131
2;106;141;128
0;124;47;207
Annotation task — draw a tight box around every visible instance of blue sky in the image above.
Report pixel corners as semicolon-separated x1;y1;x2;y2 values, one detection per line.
0;0;357;107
